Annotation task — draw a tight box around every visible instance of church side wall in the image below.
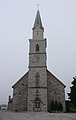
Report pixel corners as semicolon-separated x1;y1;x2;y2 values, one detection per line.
13;74;28;111
47;71;66;112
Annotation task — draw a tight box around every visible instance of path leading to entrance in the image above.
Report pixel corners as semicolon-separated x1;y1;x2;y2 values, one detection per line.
0;110;76;120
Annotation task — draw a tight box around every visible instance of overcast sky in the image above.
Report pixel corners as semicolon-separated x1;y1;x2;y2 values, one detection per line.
0;0;76;105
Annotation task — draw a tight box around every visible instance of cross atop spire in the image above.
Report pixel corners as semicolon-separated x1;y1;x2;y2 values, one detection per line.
33;10;44;30
37;4;39;10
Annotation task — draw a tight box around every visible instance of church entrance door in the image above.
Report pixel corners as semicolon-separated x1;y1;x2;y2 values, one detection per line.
34;97;41;112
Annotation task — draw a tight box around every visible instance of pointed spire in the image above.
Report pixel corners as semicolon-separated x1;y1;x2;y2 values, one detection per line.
33;10;44;30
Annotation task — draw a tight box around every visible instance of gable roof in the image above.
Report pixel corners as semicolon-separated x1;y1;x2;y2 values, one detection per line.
12;72;28;88
12;70;66;88
47;70;66;87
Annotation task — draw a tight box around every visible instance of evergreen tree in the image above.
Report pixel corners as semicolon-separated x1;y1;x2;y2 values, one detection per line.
68;76;76;107
58;102;63;112
51;100;55;111
54;100;59;112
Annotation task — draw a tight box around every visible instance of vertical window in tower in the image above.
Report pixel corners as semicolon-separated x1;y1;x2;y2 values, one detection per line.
35;72;40;87
37;31;39;35
36;44;39;52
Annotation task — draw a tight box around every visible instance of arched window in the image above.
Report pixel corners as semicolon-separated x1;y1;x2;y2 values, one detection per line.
36;44;39;52
35;72;40;87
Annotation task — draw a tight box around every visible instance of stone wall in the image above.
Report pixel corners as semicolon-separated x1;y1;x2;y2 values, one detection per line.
28;68;47;112
29;39;46;53
47;70;66;112
28;68;47;87
33;27;44;40
12;72;28;111
11;70;66;112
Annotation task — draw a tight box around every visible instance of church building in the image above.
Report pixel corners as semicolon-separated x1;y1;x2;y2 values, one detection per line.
8;10;66;112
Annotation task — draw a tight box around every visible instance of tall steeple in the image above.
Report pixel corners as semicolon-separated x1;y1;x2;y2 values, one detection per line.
33;10;44;30
33;10;44;39
28;9;47;112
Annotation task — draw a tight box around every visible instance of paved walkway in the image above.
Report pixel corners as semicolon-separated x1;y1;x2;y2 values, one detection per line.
0;110;76;120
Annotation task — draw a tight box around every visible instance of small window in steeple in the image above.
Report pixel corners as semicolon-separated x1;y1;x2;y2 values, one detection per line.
36;44;39;52
35;72;40;87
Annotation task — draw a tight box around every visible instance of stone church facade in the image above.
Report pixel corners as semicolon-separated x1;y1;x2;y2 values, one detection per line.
8;10;66;112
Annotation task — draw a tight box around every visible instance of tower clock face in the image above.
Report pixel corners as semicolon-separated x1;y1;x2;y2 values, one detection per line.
30;54;40;64
33;54;40;62
36;55;40;61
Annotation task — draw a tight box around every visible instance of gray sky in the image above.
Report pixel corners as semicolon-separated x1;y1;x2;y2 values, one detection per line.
0;0;76;104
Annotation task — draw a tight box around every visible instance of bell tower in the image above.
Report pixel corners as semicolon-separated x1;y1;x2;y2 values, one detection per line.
28;10;47;112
